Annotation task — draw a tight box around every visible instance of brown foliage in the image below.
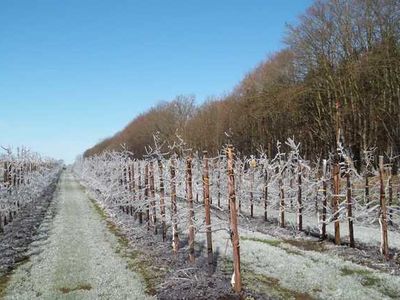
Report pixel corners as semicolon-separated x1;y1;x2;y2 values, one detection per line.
85;0;400;163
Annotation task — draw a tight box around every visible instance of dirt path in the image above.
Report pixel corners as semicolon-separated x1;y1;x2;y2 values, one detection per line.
2;172;152;300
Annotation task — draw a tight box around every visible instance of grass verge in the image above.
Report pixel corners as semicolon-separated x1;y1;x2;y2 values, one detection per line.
89;197;167;295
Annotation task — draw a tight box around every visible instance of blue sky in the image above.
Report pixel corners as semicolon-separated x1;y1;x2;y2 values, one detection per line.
0;0;312;163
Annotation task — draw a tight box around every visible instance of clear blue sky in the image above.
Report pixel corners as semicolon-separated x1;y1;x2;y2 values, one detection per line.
0;0;312;163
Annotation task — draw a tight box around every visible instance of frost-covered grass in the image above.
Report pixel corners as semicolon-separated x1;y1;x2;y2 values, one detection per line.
247;206;400;250
210;228;400;299
3;172;153;300
140;190;399;299
173;198;400;299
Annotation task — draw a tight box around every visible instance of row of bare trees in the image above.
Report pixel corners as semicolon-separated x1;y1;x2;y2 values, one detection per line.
76;135;399;293
76;142;243;292
0;147;63;231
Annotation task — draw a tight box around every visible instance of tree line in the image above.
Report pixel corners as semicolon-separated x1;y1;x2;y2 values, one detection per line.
84;0;400;169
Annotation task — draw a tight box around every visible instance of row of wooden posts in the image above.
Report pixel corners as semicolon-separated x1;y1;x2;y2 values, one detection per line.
329;155;391;259
117;146;242;293
275;154;393;260
113;148;395;293
1;161;45;189
1;161;44;230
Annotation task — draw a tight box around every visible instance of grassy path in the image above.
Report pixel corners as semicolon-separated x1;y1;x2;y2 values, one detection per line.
2;172;151;300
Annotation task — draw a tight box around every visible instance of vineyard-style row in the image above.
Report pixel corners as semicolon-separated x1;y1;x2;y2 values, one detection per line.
0;148;63;231
75;138;400;293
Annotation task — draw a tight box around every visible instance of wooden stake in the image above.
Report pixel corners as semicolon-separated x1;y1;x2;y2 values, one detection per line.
149;161;157;234
333;99;341;245
264;165;268;221
128;163;133;215
132;161;137;219
365;171;370;209
227;145;242;293
3;162;9;187
388;165;393;226
216;159;221;208
203;151;213;272
297;162;302;231
321;159;327;239
279;161;285;228
237;161;241;213
170;157;179;254
379;156;389;259
346;167;355;248
249;160;254;218
138;162;143;224
158;160;167;241
332;162;341;245
145;164;150;231
186;155;195;263
121;166;127;213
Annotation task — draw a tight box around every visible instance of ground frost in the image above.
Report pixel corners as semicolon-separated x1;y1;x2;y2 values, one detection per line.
3;172;152;300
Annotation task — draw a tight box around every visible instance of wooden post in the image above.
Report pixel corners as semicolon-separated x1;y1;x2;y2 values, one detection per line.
3;162;9;187
158;160;167;241
216;159;221;208
128;163;133;215
186;155;195;263
1;162;6;226
145;163;150;231
297;162;302;231
290;172;294;209
249;160;255;218
279;161;285;228
379;156;389;259
170;157;179;254
9;162;13;190
149;161;157;234
132;162;137;219
16;166;20;187
21;163;25;186
365;171;370;209
203;151;213;272
12;163;16;189
388;165;393;226
237;161;241;213
314;168;319;214
321;159;328;239
264;165;268;221
346;166;355;248
123;166;128;215
227;145;241;293
120;167;125;213
332;161;341;245
332;99;342;245
138;162;143;224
